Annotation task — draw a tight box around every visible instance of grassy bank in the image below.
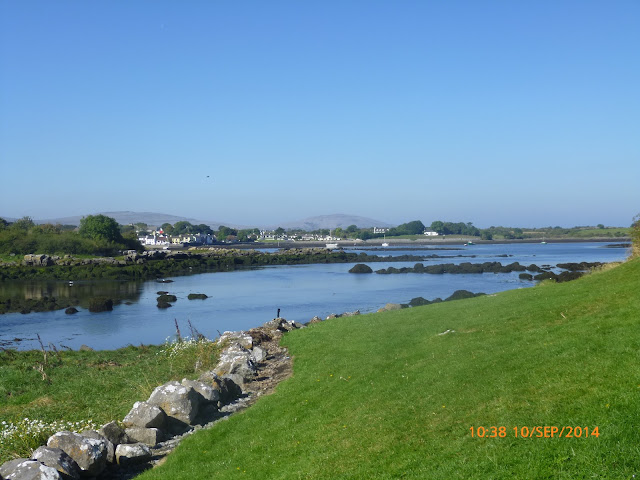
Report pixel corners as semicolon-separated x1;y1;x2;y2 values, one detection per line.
0;332;220;463
139;258;640;479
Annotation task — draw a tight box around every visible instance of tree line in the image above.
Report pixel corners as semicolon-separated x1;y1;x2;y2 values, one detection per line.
0;215;142;256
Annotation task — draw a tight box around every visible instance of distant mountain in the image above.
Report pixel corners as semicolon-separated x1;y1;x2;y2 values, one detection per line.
26;211;239;229
271;214;394;231
1;211;394;232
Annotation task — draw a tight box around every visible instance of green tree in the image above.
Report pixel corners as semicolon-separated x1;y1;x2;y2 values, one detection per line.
120;224;136;235
12;216;35;231
389;220;425;236
597;224;605;229
161;223;174;235
346;224;358;233
217;225;238;239
194;224;213;235
173;221;194;235
275;227;286;236
79;215;123;243
430;221;445;234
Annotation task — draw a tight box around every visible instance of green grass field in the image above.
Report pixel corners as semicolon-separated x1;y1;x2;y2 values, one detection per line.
140;259;640;479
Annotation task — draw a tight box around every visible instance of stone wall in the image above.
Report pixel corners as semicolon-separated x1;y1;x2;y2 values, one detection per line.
0;318;303;480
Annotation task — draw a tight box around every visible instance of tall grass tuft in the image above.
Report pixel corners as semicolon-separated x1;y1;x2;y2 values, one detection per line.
631;213;640;258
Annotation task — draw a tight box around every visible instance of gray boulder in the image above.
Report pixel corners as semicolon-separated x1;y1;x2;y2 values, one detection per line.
98;421;129;446
181;379;220;404
122;401;167;429
214;344;257;384
0;459;62;480
46;431;108;477
80;430;114;465
197;372;242;405
114;443;152;467
250;346;267;363
217;331;253;349
147;381;201;430
23;255;54;267
31;447;81;479
123;427;163;447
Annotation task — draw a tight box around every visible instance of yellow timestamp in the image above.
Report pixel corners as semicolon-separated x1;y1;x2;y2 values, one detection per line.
469;426;600;438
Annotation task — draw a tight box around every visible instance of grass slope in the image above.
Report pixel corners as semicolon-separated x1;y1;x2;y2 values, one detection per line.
143;260;640;479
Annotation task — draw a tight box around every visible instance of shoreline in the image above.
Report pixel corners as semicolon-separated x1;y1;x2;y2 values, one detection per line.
241;237;631;249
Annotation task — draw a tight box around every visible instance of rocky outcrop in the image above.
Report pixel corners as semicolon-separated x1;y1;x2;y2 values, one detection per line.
187;293;208;300
349;263;373;273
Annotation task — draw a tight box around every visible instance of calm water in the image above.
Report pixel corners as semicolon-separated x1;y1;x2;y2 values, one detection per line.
0;242;630;350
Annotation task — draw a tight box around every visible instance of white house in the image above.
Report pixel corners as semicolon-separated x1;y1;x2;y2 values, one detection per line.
373;227;389;234
139;231;170;245
423;230;439;236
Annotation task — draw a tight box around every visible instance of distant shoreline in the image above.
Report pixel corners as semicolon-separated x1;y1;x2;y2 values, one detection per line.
217;237;632;249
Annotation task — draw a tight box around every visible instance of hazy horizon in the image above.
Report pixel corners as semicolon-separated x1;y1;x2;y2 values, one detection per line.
1;2;638;228
0;209;633;231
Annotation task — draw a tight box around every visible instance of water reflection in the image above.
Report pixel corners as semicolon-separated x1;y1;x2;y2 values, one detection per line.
0;280;143;308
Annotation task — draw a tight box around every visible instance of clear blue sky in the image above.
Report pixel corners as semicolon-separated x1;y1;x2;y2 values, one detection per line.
1;1;638;228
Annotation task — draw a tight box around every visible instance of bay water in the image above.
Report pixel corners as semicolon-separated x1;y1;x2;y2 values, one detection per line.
0;242;629;350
